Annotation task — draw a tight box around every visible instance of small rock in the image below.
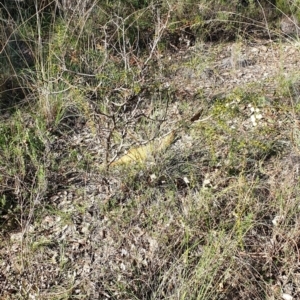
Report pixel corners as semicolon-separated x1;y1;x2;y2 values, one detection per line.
280;16;299;36
282;293;293;300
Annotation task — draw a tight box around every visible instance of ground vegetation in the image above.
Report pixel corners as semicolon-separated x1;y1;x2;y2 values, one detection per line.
1;0;300;299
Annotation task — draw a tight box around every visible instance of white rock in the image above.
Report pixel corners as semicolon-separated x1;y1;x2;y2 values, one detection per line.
282;293;293;300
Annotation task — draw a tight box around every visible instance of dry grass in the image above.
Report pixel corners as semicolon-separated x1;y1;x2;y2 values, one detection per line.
1;0;300;299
